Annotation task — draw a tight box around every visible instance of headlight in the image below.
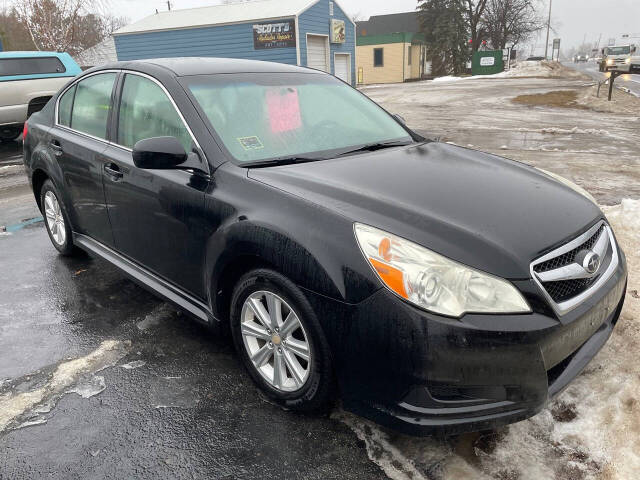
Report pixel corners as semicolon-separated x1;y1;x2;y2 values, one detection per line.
537;168;598;205
625;58;631;64
354;224;531;317
607;59;614;65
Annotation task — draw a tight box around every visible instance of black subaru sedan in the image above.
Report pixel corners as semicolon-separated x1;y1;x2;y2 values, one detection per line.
23;58;627;435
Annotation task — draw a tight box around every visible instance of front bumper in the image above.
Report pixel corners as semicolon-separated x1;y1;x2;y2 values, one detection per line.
306;251;627;435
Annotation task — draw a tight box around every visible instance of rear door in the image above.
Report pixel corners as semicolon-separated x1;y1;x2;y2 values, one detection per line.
48;72;117;246
101;72;210;299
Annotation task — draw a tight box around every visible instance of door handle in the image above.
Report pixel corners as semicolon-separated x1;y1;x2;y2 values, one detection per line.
104;162;123;181
50;139;63;156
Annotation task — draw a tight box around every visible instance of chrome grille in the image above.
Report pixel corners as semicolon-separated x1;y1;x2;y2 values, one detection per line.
533;225;604;274
530;221;618;315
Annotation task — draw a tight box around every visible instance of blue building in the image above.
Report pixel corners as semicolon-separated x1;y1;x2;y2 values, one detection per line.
113;0;356;84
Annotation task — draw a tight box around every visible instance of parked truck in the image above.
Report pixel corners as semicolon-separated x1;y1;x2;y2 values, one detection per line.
0;51;81;142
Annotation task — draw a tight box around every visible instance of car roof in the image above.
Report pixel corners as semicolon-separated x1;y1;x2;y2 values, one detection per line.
97;57;318;77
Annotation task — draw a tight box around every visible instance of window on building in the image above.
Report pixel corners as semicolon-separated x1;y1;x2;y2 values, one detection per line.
374;48;384;67
117;74;192;152
407;46;412;65
70;73;116;139
329;1;334;15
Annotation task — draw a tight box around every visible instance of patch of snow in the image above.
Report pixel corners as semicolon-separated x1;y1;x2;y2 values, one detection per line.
120;360;146;370
540;126;610;135
67;375;106;399
137;304;173;331
0;340;127;432
14;417;48;430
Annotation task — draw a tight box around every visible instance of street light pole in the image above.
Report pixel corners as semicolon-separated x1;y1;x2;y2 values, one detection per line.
544;0;553;60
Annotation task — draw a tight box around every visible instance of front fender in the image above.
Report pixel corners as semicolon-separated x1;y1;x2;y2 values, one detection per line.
203;171;382;319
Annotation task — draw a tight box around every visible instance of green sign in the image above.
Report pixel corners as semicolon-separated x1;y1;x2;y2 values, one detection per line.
472;50;504;75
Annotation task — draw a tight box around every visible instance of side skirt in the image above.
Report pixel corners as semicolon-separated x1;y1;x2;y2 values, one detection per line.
73;233;214;325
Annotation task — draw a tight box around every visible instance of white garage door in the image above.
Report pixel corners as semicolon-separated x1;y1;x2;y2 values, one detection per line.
334;54;350;83
307;35;329;72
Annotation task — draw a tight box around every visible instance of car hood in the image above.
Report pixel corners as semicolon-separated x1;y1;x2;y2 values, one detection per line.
248;142;602;279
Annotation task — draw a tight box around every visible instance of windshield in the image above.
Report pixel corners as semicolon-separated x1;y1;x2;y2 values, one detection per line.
607;46;630;55
183;73;412;163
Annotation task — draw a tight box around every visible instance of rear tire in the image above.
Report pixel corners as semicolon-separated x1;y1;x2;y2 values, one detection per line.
0;126;21;142
40;179;77;256
230;268;334;412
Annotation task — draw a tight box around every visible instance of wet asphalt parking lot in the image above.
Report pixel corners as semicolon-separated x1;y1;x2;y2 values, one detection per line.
0;139;386;478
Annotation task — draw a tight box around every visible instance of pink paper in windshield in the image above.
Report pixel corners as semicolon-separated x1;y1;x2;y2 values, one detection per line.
266;87;302;133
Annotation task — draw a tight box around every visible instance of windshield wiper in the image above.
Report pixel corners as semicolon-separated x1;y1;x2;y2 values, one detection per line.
334;140;414;158
242;155;328;168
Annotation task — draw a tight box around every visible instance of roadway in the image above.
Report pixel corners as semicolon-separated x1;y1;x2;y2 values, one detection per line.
565;60;640;97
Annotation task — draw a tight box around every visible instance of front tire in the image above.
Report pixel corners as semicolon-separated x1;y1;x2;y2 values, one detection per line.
230;268;334;412
40;179;76;256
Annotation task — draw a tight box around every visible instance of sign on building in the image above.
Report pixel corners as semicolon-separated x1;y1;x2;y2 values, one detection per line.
330;19;345;43
253;20;296;49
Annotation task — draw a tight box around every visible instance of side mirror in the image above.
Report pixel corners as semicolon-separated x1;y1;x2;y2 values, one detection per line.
132;136;187;169
393;113;407;125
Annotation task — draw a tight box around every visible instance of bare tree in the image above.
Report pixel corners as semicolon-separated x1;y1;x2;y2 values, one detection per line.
483;0;544;50
13;0;87;53
351;11;364;23
463;0;488;51
0;7;35;50
12;0;127;54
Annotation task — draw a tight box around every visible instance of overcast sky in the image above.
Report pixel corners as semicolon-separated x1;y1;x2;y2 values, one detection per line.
111;0;640;52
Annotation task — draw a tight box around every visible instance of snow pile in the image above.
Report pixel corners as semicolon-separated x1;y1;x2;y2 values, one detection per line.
431;61;590;83
576;85;640;114
337;199;640;480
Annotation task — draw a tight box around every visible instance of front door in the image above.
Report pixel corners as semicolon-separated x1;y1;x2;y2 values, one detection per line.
49;72;117;247
102;73;210;299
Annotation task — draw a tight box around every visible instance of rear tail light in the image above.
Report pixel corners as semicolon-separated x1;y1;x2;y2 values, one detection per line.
22;122;28;140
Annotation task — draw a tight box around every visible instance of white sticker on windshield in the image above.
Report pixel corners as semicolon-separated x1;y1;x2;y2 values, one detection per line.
237;136;264;150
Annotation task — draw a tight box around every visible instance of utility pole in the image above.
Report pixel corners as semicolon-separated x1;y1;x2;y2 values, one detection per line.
544;0;553;59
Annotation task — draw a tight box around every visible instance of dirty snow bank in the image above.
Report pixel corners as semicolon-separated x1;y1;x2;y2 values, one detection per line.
576;85;640;113
431;61;590;83
337;199;640;480
494;60;589;79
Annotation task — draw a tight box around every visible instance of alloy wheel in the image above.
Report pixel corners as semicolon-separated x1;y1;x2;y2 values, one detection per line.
240;290;311;392
44;191;66;246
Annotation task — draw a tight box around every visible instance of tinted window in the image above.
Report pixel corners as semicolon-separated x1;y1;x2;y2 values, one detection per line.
0;57;66;76
58;85;76;127
374;48;383;67
70;73;116;139
186;73;410;163
118;74;192;152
